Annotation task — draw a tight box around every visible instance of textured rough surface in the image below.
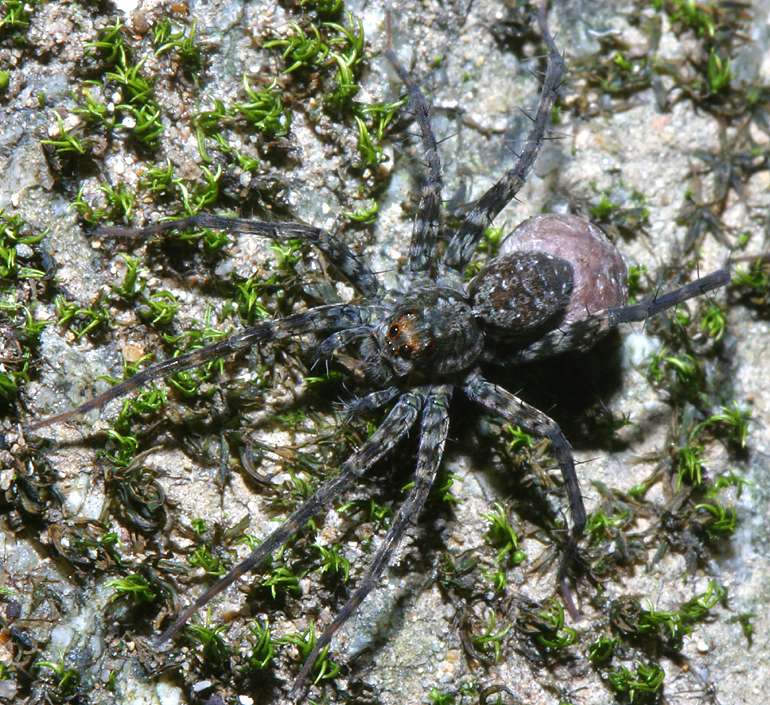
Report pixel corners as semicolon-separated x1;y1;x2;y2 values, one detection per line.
2;1;770;705
470;250;574;336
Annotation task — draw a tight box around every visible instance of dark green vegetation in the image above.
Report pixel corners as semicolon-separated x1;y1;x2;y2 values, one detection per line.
1;0;767;704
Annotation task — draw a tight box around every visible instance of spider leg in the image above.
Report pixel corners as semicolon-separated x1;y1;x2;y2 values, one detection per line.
462;369;584;616
608;267;729;324
506;267;730;364
28;303;377;430
155;389;425;645
443;3;564;271
342;386;401;418
97;214;383;299
289;384;453;703
385;48;443;273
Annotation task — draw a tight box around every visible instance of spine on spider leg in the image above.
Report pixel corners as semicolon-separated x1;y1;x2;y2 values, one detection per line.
342;386;400;418
461;370;585;617
609;268;730;325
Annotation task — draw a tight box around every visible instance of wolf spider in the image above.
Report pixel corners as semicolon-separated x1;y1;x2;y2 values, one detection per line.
29;3;730;701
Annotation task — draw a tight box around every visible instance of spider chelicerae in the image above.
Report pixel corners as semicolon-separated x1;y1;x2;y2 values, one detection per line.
29;4;731;701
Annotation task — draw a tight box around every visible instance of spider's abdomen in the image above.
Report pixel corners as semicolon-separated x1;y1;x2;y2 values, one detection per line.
498;214;628;325
470;214;628;343
470;251;574;338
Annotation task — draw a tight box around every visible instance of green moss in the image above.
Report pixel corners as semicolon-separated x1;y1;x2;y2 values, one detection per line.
41;112;88;157
529;601;577;652
484;502;525;567
279;622;340;685
36;655;80;700
86;19;128;67
262;563;302;599
106;573;157;604
587;635;617;665
54;295;111;339
607;661;664;704
470;611;511;663
188;544;227;576
301;0;344;17
153;18;202;75
343;200;378;224
111;255;143;301
73;88;112;128
186;619;230;674
428;688;455;705
0;0;38;38
706;50;731;93
246;619;276;671
137;290;179;326
233;77;291;137
0;209;46;280
315;542;350;582
265;21;330;74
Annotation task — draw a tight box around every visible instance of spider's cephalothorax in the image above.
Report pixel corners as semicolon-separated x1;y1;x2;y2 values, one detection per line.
365;287;484;382
28;4;731;701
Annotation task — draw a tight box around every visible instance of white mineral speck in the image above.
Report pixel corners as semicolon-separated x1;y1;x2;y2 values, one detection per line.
49;624;75;651
0;469;13;490
624;331;660;367
156;680;183;705
111;0;141;14
63;114;81;131
192;680;213;693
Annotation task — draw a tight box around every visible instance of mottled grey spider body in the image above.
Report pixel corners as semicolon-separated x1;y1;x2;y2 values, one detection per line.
29;4;730;701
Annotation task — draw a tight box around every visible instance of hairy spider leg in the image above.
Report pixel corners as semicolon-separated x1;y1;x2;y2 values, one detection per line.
97;213;383;298
507;267;731;364
343;386;401;418
385;48;443;273
155;390;425;645
289;384;453;703
443;4;564;271
608;268;730;324
28;303;373;430
462;370;586;617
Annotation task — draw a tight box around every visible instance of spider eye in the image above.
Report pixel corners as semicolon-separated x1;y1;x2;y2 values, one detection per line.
388;325;399;337
399;344;412;358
